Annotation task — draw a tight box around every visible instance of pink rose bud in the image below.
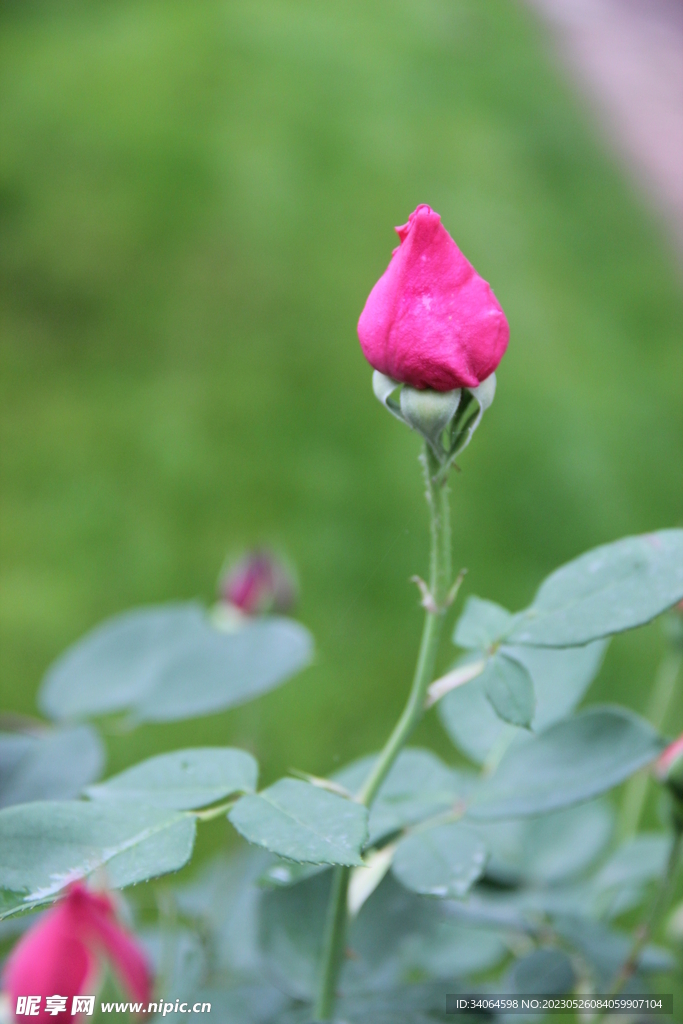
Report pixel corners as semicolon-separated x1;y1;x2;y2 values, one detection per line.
219;549;297;615
655;733;683;789
2;883;152;1022
358;205;509;391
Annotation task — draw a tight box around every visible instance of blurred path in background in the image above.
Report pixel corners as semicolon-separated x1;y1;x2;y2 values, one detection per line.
528;0;683;255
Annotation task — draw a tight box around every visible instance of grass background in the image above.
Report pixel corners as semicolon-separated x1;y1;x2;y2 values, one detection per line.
1;0;682;843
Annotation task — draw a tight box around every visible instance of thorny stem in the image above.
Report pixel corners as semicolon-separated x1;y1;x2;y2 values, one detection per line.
314;445;453;1020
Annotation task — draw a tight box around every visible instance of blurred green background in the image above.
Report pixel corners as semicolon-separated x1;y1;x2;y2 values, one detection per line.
1;0;682;824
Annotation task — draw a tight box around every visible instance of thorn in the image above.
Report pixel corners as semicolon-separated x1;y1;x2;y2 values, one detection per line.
410;575;439;614
444;567;468;607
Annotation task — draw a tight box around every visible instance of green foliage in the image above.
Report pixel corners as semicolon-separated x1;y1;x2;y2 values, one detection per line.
509;642;608;730
0;800;195;919
392;821;487;898
334;748;471;846
1;518;677;1010
590;833;672;917
507;947;575;994
469;708;665;818
258;869;331;999
477;800;614;886
445;531;683;737
136;842;675;1022
509;531;683;647
453;597;514;651
1;1;682;1016
478;652;535;728
439;641;606;762
0;724;104;808
86;746;258;809
39;603;313;723
452;534;683;658
2;0;682;786
229;778;368;866
552;916;674;988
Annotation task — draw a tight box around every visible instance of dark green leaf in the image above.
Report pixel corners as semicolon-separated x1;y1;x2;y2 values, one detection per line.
481;652;535;728
0;800;195;918
344;873;440;994
86;747;257;810
258;869;450;1005
175;849;268;976
453;596;515;650
0;725;104;808
249;872;488;1009
258;869;331;999
392;821;487;898
469;707;665;818
508;948;575;995
229;778;367;866
39;603;313;723
509;530;683;647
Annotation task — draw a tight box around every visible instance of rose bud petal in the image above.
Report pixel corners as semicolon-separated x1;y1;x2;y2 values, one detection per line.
655;733;683;794
2;883;152;1022
219;549;297;615
77;892;151;1005
358;205;509;391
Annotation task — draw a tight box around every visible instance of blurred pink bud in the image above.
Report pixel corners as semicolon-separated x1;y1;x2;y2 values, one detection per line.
655;733;683;783
219;549;297;615
357;205;509;391
2;883;151;1022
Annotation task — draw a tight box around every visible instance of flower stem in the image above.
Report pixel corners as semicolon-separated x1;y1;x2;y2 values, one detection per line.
314;445;452;1020
358;446;451;806
313;864;352;1020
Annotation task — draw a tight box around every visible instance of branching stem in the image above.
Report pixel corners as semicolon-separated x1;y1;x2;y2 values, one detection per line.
314;445;452;1019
